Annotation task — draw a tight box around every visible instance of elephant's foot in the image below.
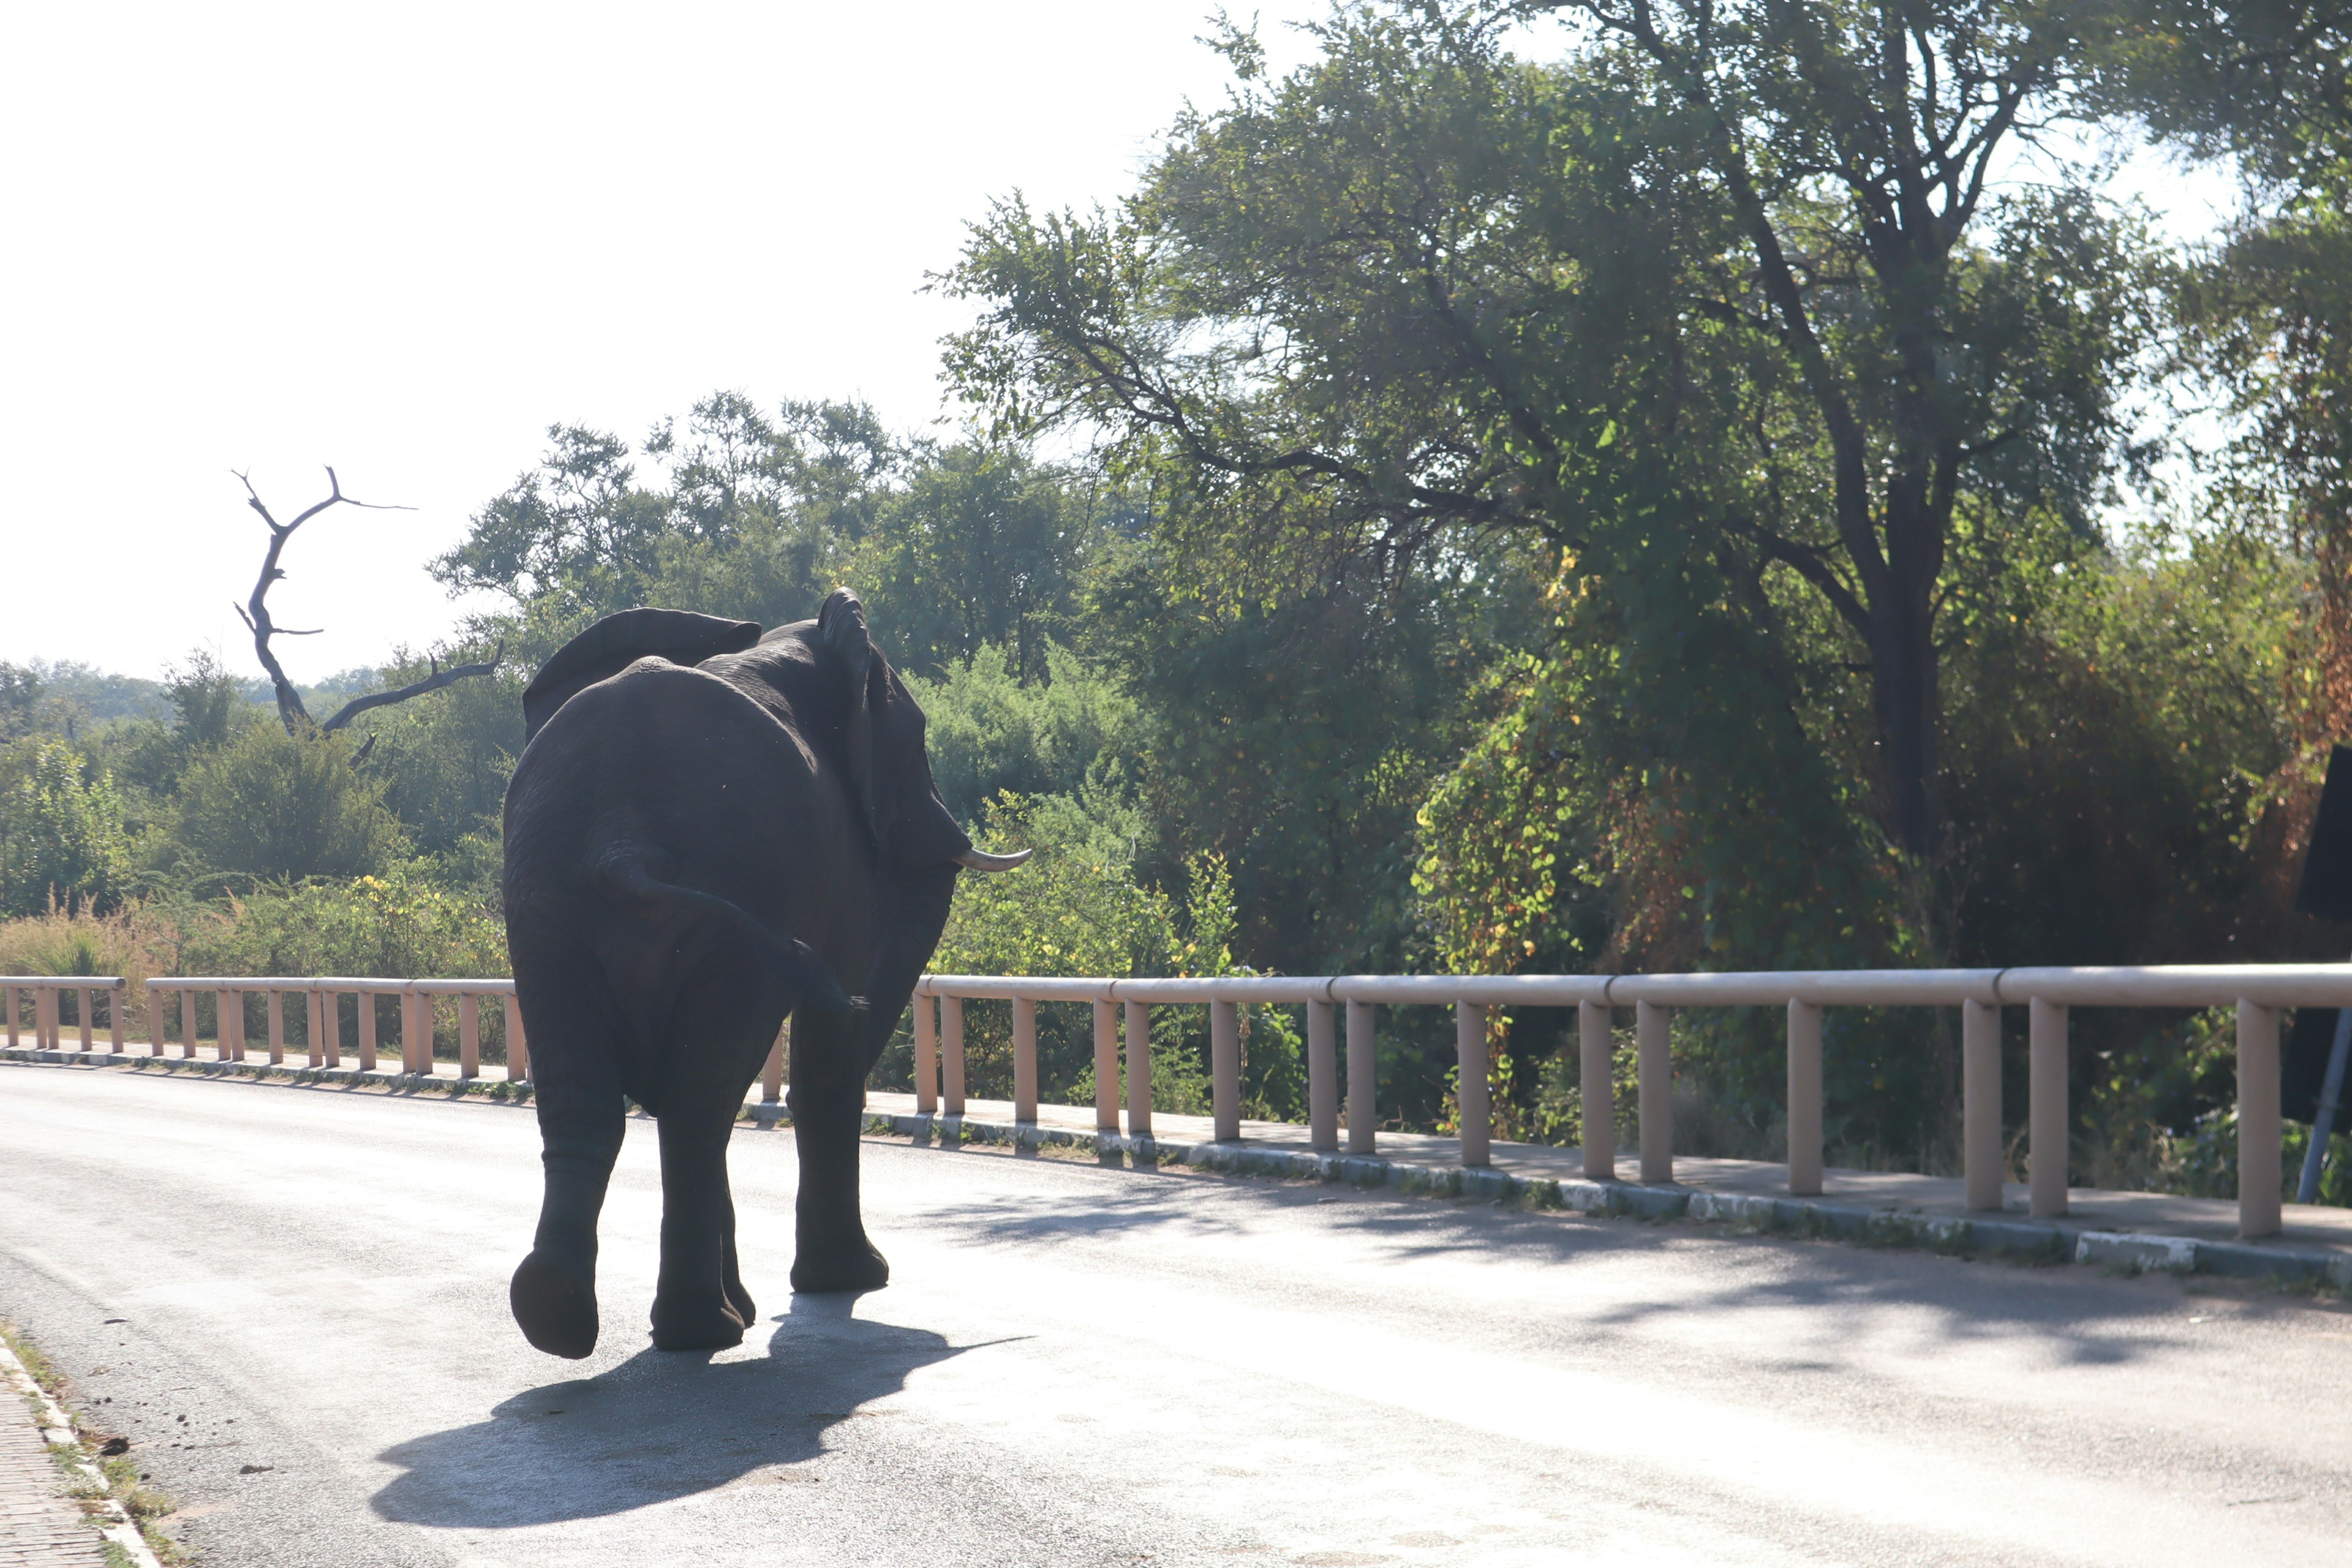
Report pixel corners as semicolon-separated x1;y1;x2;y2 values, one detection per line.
511;1251;599;1360
790;1235;890;1294
649;1292;747;1353
723;1272;758;1328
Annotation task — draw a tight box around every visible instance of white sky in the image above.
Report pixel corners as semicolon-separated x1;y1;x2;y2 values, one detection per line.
0;1;1329;684
1;3;2239;687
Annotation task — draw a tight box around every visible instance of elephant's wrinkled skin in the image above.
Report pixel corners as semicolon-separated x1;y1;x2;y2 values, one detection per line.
500;591;1024;1358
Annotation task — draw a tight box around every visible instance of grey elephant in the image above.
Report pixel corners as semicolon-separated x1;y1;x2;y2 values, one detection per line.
500;591;1027;1358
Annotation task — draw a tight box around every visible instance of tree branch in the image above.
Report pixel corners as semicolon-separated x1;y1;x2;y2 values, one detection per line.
320;645;505;733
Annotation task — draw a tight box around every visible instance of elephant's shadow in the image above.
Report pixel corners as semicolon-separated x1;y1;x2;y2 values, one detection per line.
371;1294;968;1528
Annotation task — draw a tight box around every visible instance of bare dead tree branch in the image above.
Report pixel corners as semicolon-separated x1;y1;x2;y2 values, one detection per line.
320;643;504;732
235;466;500;739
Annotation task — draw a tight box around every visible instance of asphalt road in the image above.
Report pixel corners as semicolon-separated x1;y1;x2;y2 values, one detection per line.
2;1063;2349;1568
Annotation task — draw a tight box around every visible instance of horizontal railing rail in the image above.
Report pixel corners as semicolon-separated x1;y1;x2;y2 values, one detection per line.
917;965;2352;1242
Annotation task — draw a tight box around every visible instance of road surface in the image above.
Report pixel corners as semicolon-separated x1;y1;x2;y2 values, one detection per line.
1;1061;2348;1567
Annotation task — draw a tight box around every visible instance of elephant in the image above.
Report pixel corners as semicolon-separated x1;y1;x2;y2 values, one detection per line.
499;590;1028;1359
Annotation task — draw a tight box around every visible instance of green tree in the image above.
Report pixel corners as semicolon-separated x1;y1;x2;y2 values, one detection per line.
0;740;132;914
175;724;407;885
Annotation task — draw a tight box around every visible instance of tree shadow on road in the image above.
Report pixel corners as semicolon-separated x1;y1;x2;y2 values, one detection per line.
369;1291;971;1528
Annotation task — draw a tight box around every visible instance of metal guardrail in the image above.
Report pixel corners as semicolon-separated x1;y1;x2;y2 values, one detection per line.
13;964;2346;1240
0;975;525;1080
916;965;2352;1242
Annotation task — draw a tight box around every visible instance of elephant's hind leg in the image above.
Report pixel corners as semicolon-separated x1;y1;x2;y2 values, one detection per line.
788;1002;890;1294
509;957;627;1360
650;1101;752;1351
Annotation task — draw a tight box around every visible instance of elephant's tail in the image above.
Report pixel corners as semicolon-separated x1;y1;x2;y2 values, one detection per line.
597;847;854;1014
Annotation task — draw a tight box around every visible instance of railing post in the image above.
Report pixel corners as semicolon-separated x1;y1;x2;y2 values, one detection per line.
1307;997;1338;1153
179;989;197;1060
1344;999;1377;1155
1578;1000;1614;1180
412;990;434;1076
223;989;243;1063
1456;1000;1490;1167
2239;998;2283;1238
352;990;373;1072
145;986;164;1055
914;993;938;1115
37;984;57;1050
459;992;481;1079
1637;999;1673;1184
1013;995;1038;1123
1123;1000;1151;1137
1786;999;1823;1196
1091;998;1117;1133
108;986;124;1052
1962;998;2002;1210
77;987;94;1051
2029;997;2068;1217
306;988;327;1068
504;994;529;1082
266;990;285;1066
942;995;966;1116
1210;998;1241;1142
763;1022;785;1104
5;985;17;1047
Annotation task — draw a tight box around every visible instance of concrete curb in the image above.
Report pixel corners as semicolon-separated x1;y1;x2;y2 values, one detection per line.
1;1046;535;1102
0;1333;164;1568
748;1103;2352;1292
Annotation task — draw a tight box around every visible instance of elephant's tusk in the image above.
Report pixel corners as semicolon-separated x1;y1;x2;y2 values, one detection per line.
952;846;1034;873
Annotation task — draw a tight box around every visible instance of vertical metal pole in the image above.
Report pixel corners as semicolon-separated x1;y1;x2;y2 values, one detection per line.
1013;996;1038;1123
306;989;326;1068
2239;998;2283;1239
223;989;243;1063
37;986;56;1051
1344;999;1376;1156
5;986;17;1047
1637;999;1673;1185
353;991;373;1072
1962;999;2002;1210
413;991;434;1076
266;989;285;1066
1123;1000;1152;1137
505;995;529;1082
1210;998;1241;1142
77;987;93;1051
147;986;165;1055
762;1023;785;1104
1306;998;1337;1152
108;986;124;1052
1449;1006;1486;1166
2029;997;2069;1218
459;993;480;1079
1785;999;1823;1196
942;996;966;1116
1578;1000;1615;1180
1091;999;1118;1133
1456;1001;1490;1167
913;993;938;1115
179;990;196;1059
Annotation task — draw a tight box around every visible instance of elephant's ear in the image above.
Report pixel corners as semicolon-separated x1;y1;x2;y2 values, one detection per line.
522;608;763;743
816;587;877;837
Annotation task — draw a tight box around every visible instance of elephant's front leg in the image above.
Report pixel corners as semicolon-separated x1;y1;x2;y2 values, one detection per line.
787;1003;889;1294
650;1106;752;1351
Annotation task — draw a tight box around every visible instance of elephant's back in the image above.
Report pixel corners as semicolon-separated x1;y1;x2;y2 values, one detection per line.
503;657;850;921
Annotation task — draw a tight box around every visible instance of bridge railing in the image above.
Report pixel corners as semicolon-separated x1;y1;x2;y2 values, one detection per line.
2;976;129;1053
916;966;2352;1242
1;975;529;1081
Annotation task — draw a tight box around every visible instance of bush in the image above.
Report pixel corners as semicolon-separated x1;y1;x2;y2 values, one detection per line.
175;725;407;886
0;740;133;916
